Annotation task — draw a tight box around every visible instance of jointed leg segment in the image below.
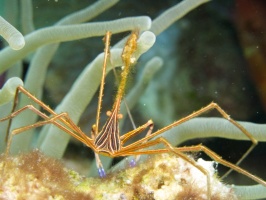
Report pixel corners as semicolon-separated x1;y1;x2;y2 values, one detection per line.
117;137;212;198
119;135;266;186
91;128;106;177
121;119;154;165
3;109;93;154
120;102;257;175
1;89;95;156
116;136;266;199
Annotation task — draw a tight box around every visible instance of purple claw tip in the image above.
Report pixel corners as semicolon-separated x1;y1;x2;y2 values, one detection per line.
129;158;136;167
98;167;106;178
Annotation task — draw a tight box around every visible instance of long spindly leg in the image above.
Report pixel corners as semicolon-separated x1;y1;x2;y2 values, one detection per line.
16;86;58;115
5;112;69;155
0;104;52;153
3;85;63;142
176;144;266;187
121;137;266;186
1;104;95;155
117;137;266;200
91;127;106;178
204;103;257;178
133;121;154;164
116;137;212;200
94;31;111;136
2;84;97;146
4;84;21;142
0;105;50;123
121;102;257;177
119;119;154;165
120;120;154;144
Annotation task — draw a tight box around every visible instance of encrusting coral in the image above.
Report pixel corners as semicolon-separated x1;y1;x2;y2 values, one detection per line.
0;150;238;200
0;150;93;200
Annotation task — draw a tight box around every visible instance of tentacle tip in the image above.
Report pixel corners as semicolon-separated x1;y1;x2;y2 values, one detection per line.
98;167;106;178
9;34;25;50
